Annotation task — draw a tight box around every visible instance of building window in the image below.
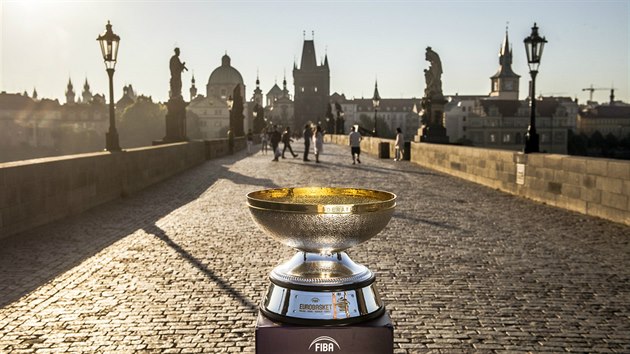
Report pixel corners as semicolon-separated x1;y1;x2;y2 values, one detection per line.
314;87;318;92
489;133;496;143
503;133;511;143
301;87;305;92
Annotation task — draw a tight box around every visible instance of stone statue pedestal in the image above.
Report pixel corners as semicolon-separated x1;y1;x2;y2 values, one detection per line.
416;125;450;144
155;96;188;144
414;96;449;144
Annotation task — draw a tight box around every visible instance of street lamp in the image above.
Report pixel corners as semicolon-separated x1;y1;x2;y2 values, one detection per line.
372;81;381;137
226;95;234;111
97;20;121;151
523;22;547;153
339;110;345;134
226;95;234;153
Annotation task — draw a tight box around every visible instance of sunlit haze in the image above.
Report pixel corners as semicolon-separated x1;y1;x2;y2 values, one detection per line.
1;0;628;103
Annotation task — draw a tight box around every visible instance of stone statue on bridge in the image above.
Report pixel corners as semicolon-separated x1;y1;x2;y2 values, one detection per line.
424;47;443;99
155;47;188;144
415;46;449;144
169;47;188;99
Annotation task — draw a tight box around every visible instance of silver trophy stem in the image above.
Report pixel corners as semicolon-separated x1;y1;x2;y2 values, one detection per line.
261;251;384;325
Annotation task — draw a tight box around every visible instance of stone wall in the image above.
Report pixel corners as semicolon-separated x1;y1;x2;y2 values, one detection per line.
1;138;244;239
325;134;630;226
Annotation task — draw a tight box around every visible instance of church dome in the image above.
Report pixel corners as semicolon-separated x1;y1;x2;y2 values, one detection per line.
208;54;244;86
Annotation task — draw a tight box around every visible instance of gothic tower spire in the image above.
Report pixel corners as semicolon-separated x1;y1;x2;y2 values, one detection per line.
293;32;330;129
189;74;198;101
65;78;75;104
82;78;93;103
489;26;520;100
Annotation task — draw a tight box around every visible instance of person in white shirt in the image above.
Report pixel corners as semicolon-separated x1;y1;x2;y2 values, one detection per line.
394;127;404;161
312;125;324;163
348;126;362;165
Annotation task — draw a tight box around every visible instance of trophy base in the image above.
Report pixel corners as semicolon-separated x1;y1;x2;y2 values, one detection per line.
261;252;385;325
256;311;393;354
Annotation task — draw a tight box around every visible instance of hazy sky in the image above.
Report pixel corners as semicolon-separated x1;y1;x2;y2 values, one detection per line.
1;0;628;104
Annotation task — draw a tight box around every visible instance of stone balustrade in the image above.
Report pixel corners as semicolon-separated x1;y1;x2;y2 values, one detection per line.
326;134;630;226
0;137;246;239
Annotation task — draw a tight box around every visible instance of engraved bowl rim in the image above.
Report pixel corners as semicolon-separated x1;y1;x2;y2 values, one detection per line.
246;187;397;214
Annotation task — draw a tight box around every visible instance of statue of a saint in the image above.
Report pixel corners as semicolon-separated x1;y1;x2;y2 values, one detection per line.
424;47;443;98
169;47;188;99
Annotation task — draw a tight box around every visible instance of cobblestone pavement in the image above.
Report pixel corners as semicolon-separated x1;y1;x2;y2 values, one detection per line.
1;142;629;353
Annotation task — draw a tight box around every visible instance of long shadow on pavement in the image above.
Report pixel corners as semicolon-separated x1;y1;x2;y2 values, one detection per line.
0;151;272;308
144;224;258;313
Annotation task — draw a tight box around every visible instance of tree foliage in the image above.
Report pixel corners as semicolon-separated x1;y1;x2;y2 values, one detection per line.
118;96;166;148
358;114;394;138
568;129;630;160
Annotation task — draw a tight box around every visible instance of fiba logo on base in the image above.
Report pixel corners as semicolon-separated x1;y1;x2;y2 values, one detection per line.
308;336;341;352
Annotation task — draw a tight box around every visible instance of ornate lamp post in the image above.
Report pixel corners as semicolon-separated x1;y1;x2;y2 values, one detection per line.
372;81;381;137
226;95;235;130
339;110;345;134
97;21;121;151
523;22;547;153
252;102;265;134
253;102;259;132
227;95;234;111
226;95;234;153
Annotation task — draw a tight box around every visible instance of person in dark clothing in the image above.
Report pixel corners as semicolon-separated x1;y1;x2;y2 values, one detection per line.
269;125;282;162
303;124;313;162
281;127;299;158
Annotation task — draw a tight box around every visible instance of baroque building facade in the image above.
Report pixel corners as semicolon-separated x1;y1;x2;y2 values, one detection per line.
187;53;247;139
265;77;294;129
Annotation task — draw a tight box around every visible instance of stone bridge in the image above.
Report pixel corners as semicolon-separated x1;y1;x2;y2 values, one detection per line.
1;141;629;353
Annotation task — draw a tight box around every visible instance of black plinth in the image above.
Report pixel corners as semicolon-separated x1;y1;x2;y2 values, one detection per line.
418;125;449;144
255;311;393;354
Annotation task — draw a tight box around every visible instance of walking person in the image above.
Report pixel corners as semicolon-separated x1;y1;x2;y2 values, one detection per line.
269;125;282;162
246;129;254;153
260;128;269;155
394;127;404;161
349;126;362;165
281;127;299;158
312;124;324;163
303;124;313;162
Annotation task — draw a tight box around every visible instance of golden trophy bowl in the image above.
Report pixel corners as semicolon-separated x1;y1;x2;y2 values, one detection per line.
247;187;396;325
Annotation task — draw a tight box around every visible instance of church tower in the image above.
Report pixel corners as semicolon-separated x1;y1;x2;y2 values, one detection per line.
489;28;520;100
252;74;263;106
82;78;93;103
190;74;198;101
293;32;330;129
65;78;76;104
282;74;290;99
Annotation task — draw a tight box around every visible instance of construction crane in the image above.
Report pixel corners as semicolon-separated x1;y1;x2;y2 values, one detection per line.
582;84;615;102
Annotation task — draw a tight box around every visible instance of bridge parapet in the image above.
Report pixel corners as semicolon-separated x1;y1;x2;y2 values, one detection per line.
0;137;245;239
325;134;630;226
